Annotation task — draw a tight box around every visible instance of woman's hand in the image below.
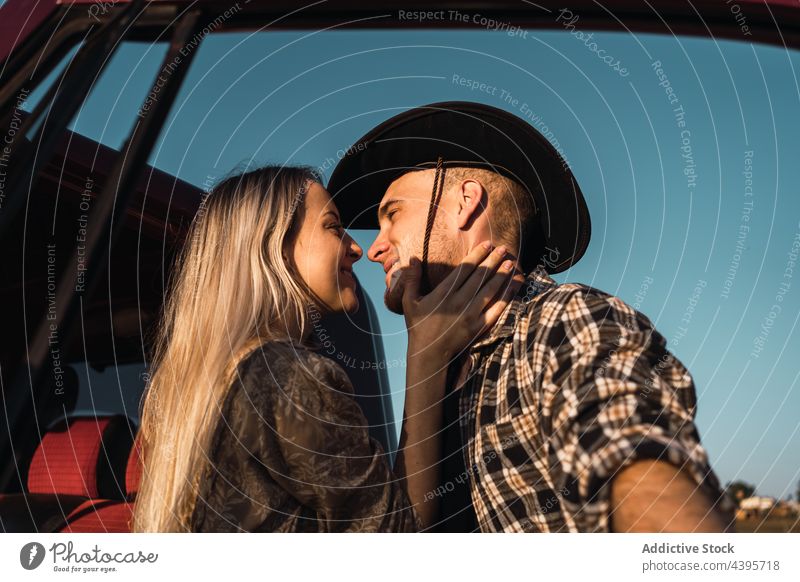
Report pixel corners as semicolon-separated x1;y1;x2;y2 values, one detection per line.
399;241;524;361
392;241;523;528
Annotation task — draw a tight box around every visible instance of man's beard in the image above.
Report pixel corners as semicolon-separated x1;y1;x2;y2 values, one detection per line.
384;226;459;315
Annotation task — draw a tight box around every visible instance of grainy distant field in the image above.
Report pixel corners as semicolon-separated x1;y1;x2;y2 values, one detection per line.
735;516;800;533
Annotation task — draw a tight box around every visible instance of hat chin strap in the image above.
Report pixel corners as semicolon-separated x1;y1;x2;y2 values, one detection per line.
421;157;446;293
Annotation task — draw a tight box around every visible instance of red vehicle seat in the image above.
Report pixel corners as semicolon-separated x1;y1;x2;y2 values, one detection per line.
125;437;143;498
60;499;134;533
28;415;133;499
59;435;143;533
0;414;135;532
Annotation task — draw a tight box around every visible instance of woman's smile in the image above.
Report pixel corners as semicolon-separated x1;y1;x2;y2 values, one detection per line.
339;266;356;287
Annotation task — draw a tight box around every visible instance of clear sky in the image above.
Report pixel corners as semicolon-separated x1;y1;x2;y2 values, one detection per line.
29;25;800;499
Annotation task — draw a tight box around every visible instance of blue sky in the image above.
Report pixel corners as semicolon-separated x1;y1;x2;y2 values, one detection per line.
28;26;800;499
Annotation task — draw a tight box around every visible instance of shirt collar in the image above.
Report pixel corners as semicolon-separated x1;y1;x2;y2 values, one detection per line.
469;267;559;350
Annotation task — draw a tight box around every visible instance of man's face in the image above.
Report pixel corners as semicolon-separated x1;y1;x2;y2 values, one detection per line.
366;170;460;314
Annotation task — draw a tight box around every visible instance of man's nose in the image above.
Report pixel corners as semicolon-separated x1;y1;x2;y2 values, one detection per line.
367;235;389;263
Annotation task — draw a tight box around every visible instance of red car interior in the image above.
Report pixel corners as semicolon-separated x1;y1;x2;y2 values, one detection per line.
0;417;139;532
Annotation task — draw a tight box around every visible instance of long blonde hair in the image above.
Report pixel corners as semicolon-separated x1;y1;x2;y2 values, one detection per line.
133;165;320;532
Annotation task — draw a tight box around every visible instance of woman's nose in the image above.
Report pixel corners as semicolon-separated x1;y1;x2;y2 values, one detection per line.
347;235;363;262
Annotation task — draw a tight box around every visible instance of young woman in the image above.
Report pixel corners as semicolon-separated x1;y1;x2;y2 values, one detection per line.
132;166;520;532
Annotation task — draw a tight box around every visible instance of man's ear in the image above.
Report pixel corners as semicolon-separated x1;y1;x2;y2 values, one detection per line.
456;179;485;229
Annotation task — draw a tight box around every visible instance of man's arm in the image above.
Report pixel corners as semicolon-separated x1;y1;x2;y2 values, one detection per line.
538;288;735;532
610;459;733;532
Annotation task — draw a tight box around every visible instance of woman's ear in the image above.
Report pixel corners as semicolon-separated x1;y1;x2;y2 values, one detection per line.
456;179;486;229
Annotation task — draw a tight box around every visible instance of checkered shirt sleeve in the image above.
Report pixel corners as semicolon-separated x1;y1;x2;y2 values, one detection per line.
537;286;733;531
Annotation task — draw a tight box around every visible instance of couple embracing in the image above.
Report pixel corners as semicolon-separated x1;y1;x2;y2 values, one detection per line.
133;102;733;533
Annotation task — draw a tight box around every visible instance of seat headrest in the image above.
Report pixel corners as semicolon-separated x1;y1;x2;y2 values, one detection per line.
28;415;134;499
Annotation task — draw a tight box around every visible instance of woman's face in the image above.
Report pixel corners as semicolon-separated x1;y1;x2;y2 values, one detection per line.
289;181;363;314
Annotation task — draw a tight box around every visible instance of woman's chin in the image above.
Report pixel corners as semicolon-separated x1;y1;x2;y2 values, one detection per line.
343;296;360;314
327;291;359;315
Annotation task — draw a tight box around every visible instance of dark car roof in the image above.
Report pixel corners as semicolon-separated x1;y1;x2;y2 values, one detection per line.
3;0;800;66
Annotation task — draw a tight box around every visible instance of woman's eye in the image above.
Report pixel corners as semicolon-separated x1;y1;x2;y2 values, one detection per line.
387;209;398;220
328;223;344;236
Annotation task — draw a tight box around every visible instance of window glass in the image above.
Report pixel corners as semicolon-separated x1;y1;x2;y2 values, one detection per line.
68;362;147;425
23;41;168;151
17;41;168;432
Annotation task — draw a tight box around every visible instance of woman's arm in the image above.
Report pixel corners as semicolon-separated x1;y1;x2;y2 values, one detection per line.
392;351;451;530
392;242;525;528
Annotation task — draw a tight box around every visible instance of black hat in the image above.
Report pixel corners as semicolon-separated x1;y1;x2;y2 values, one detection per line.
327;101;591;274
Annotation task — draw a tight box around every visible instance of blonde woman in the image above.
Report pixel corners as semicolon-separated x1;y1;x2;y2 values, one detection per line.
133;166;520;532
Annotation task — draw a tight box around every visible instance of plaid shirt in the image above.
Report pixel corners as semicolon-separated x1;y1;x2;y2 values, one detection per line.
447;267;734;532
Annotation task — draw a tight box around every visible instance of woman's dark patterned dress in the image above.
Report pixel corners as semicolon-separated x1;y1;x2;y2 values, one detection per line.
191;341;420;532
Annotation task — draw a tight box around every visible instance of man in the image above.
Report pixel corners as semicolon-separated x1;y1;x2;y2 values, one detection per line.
328;101;734;532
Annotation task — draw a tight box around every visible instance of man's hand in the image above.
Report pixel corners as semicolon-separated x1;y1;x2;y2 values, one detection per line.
610;459;734;532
